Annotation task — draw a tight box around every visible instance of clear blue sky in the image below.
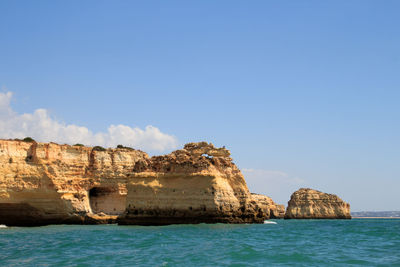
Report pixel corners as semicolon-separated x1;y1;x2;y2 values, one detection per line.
1;1;399;211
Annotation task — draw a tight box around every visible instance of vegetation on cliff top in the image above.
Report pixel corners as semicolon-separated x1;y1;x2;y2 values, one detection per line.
92;146;106;152
116;144;134;150
73;143;84;147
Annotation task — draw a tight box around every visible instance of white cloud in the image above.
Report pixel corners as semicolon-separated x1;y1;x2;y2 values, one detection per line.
0;91;178;152
242;168;306;205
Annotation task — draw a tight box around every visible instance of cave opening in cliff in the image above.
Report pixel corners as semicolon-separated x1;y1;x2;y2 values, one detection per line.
88;187;126;215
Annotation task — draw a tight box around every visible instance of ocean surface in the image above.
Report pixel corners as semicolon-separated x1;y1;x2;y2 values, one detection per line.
1;219;399;266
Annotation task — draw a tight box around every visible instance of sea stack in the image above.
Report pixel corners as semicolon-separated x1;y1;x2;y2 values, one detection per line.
0;139;282;226
284;188;351;219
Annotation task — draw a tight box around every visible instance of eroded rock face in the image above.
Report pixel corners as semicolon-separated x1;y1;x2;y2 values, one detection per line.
0;140;280;226
284;188;351;219
118;142;280;225
0;139;147;226
251;194;285;219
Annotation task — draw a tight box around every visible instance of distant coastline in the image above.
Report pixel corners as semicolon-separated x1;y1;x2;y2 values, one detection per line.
351;211;400;218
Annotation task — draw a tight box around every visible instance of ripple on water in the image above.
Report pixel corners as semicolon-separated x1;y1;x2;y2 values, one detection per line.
0;220;400;266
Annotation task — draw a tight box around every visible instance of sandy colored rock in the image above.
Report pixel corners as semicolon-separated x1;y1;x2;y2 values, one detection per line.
0;140;280;226
251;194;285;219
0;139;147;226
284;188;351;219
118;142;278;224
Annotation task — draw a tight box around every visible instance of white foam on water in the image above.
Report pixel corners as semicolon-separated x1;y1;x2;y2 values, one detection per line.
0;225;7;228
263;221;277;224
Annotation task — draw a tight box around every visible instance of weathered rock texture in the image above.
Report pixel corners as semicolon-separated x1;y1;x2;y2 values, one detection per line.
284;188;351;219
0;139;282;226
118;142;284;224
0;139;147;226
251;194;285;219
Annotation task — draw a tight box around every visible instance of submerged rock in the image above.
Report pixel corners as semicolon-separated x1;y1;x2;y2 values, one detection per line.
284;188;351;219
0;139;281;226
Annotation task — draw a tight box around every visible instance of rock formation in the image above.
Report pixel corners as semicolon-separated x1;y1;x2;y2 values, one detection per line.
118;142;284;225
0;139;282;226
284;188;351;219
251;194;285;219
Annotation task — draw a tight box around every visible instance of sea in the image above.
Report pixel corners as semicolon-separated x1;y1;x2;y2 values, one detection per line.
1;219;399;266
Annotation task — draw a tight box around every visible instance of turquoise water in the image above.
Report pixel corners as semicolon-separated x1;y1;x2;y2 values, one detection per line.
1;219;399;266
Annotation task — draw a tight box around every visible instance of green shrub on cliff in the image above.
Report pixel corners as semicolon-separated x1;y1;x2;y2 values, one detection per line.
22;137;35;142
73;143;84;147
116;144;134;150
92;146;106;152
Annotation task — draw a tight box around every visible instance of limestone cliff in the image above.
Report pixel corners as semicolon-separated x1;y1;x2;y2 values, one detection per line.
118;142;281;224
0;139;147;226
284;188;351;219
0;139;281;226
251;194;285;219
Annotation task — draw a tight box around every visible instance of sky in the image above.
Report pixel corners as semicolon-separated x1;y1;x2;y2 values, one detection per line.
0;1;399;211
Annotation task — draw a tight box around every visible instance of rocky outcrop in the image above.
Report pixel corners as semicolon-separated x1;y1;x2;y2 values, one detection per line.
0;139;147;226
118;142;282;225
0;139;282;226
251;194;285;219
284;188;351;219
